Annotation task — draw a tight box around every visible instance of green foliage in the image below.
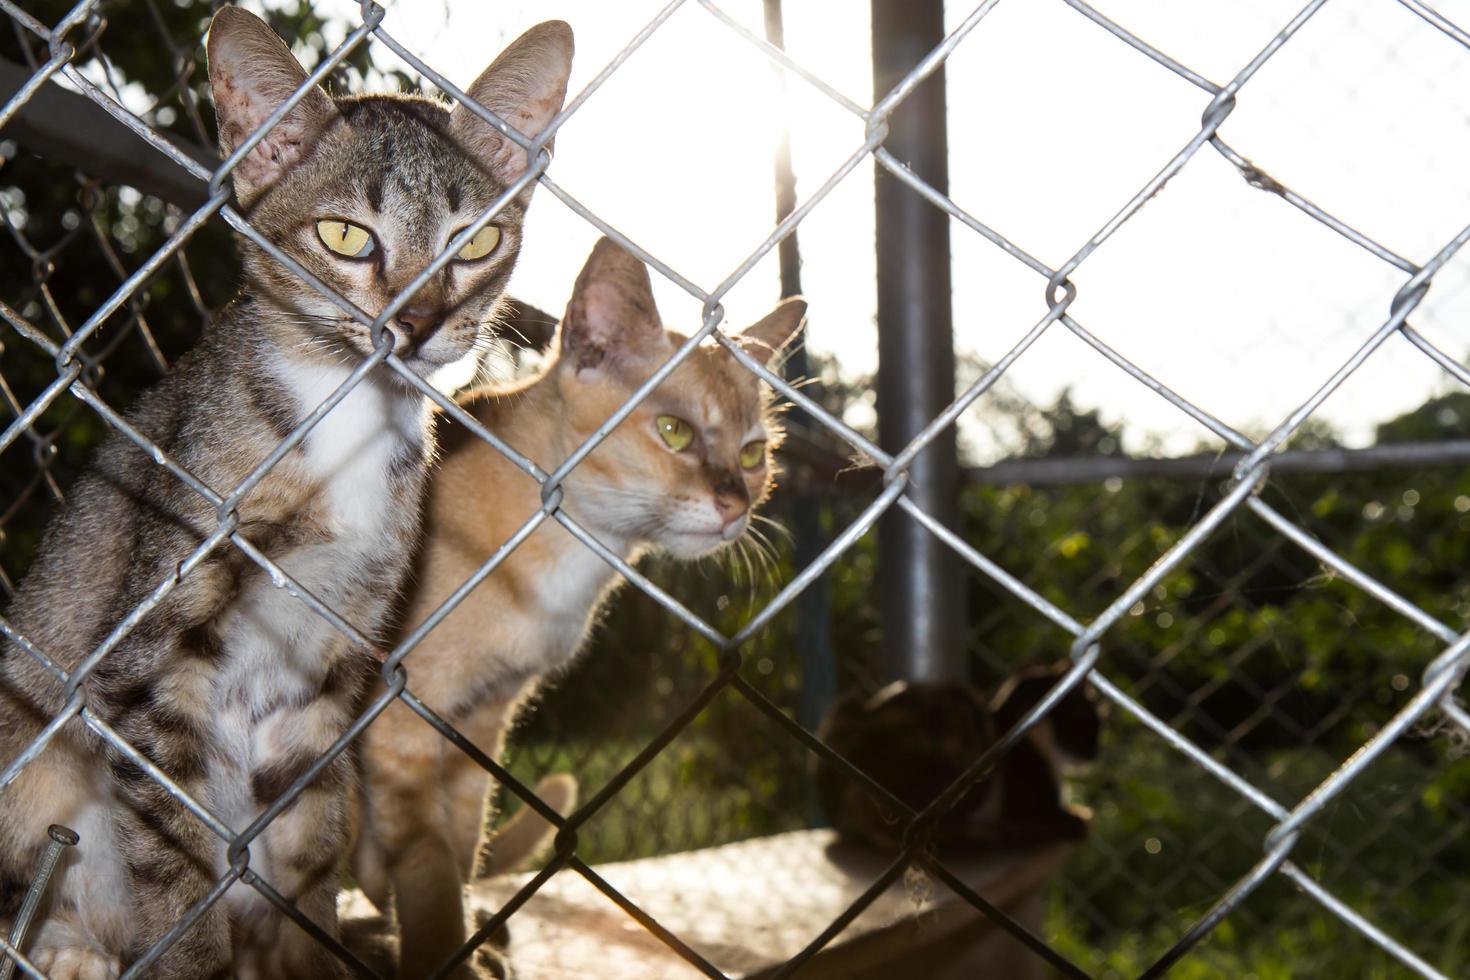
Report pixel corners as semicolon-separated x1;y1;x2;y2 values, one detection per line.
513;388;1470;972
1049;733;1470;977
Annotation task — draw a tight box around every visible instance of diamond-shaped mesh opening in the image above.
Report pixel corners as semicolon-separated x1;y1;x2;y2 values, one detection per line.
507;643;812;865
1219;0;1470;256
1049;720;1282;976
943;0;1206;259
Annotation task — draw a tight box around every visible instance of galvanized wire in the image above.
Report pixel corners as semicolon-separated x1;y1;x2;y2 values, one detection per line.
0;0;1467;978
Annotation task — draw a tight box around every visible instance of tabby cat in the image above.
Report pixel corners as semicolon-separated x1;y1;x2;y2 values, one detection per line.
352;238;806;979
0;9;572;978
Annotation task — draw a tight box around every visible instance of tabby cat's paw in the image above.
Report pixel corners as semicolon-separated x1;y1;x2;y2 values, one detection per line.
30;946;121;980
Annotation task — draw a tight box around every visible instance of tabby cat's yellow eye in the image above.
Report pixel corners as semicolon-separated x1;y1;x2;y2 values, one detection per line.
316;219;375;259
656;415;693;452
739;440;766;470
455;225;501;262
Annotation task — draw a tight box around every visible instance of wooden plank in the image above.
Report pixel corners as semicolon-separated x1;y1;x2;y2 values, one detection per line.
0;55;216;208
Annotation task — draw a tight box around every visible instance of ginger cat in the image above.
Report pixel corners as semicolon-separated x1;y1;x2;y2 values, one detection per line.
353;238;806;978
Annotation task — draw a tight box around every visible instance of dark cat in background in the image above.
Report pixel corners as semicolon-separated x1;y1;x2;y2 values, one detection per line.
815;663;1102;854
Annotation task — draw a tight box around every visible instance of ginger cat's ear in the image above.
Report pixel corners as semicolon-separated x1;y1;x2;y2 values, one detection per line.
738;297;807;368
560;237;666;376
206;6;336;204
450;21;574;187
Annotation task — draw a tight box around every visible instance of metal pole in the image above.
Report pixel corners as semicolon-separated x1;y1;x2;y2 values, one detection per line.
764;0;802;305
872;0;965;683
763;0;835;765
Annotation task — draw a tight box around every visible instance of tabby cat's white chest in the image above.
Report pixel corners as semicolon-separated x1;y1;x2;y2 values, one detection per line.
274;355;425;536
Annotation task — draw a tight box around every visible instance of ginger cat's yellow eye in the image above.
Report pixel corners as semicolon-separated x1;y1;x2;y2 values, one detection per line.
455;225;501;262
656;415;693;452
316;219;375;259
739;440;766;470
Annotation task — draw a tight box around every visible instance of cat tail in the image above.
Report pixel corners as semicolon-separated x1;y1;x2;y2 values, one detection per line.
477;773;577;877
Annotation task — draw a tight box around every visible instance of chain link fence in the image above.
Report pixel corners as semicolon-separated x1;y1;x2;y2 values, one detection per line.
2;0;1469;977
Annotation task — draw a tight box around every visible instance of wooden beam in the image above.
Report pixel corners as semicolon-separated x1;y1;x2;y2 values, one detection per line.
0;55;215;208
780;425;1470;490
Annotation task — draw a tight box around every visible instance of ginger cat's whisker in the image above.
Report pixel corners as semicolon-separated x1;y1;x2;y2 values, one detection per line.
751;511;795;543
744;526;782;585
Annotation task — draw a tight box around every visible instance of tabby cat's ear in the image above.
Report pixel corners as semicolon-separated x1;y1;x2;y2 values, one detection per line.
206;6;336;205
561;237;665;376
450;21;574;187
737;297;807;368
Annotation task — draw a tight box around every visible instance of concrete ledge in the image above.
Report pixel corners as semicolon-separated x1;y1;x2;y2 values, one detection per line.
399;829;1074;979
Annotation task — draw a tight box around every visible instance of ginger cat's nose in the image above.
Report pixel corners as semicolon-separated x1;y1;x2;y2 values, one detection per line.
395;305;442;346
713;489;749;524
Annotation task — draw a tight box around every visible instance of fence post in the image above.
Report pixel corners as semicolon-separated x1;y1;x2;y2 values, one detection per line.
764;0;836;823
872;0;966;683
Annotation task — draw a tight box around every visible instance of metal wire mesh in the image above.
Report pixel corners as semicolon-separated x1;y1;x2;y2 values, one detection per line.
1;0;1469;977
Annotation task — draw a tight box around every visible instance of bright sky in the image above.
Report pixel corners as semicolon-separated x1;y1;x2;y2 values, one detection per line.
299;0;1469;458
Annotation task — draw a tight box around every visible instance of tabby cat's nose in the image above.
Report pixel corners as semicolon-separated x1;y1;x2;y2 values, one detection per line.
395;305;442;347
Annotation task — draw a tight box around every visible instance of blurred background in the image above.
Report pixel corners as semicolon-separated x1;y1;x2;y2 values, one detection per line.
2;1;1468;977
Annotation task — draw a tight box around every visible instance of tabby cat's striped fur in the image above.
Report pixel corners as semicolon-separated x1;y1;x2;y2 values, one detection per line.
0;9;572;978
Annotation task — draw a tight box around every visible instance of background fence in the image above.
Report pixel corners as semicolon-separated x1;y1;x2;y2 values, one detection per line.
2;0;1469;978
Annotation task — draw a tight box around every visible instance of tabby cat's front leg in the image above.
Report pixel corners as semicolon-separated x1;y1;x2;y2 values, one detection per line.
226;652;365;979
107;722;233;979
230;790;353;980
